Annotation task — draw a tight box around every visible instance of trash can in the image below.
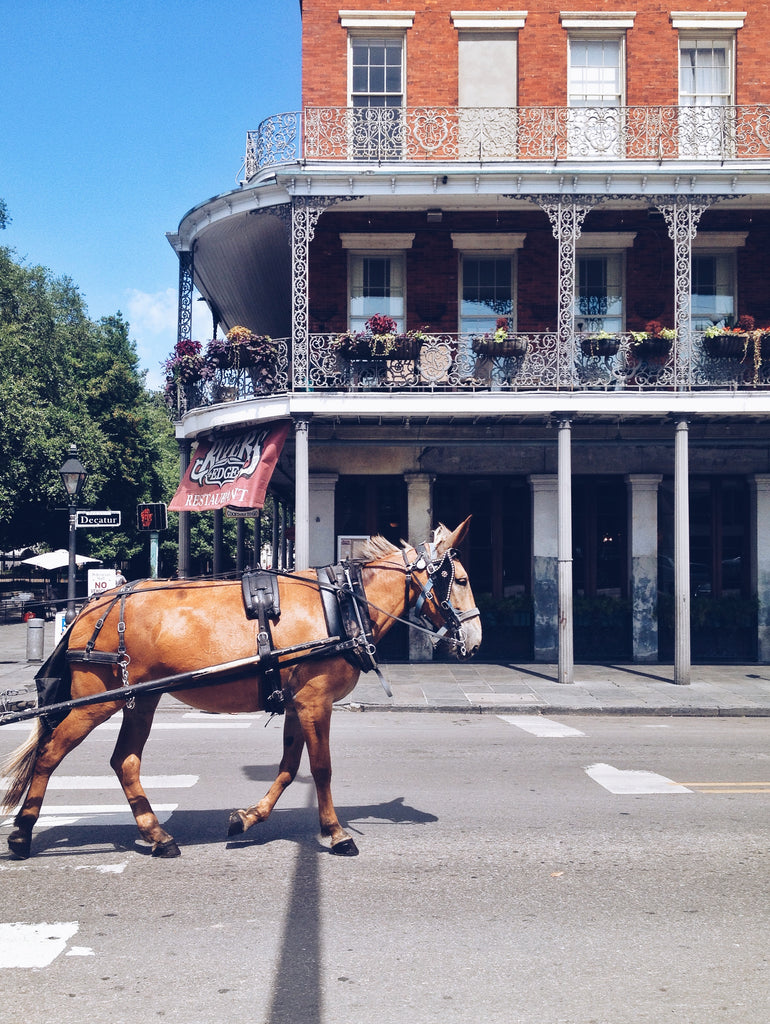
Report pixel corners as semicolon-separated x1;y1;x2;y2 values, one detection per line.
26;617;45;663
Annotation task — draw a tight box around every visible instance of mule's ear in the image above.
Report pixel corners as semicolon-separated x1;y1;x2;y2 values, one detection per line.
435;515;472;554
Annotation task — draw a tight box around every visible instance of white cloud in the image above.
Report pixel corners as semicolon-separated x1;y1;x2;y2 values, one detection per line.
124;287;178;390
125;287;218;390
126;286;178;336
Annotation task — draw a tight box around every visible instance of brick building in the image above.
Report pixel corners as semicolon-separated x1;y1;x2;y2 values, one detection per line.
167;2;770;677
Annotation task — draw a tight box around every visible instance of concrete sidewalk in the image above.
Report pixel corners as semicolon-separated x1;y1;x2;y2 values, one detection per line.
2;619;770;718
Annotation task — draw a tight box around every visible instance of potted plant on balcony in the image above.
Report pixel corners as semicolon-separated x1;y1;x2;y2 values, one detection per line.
629;321;676;359
334;314;426;360
702;315;755;359
579;330;620;358
471;317;528;357
206;326;279;393
162;339;212;413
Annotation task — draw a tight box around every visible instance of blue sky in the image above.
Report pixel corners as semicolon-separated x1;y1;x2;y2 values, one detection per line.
1;0;301;388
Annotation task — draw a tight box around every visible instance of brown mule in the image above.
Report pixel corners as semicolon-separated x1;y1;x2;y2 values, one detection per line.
1;519;481;860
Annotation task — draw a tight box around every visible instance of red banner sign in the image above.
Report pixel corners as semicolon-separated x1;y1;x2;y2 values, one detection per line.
169;422;289;512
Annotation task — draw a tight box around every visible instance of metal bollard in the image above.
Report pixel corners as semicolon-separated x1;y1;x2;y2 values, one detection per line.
26;617;45;663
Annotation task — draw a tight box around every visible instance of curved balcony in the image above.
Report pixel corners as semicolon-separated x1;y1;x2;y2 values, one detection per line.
171;331;770;416
245;104;770;178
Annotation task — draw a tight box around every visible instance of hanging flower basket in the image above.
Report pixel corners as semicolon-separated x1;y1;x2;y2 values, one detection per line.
630;337;672;360
703;333;749;359
580;335;620;358
335;331;425;360
472;335;529;357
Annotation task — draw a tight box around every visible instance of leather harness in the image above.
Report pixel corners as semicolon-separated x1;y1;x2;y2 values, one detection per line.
32;547;478;725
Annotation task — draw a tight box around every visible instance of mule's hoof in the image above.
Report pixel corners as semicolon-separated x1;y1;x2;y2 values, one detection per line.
331;837;359;857
227;810;245;837
152;838;181;858
7;830;31;860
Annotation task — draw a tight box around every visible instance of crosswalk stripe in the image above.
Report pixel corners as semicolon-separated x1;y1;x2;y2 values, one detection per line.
46;775;197;790
498;714;585;737
585;762;692;794
1;805;177;830
0;719;254;732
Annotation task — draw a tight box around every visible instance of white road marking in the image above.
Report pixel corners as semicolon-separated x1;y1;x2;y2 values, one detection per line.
1;804;177;829
0;922;79;969
585;762;692;795
0;719;254;732
498;715;585;737
182;711;263;720
74;862;128;874
47;775;197;790
95;720;253;731
65;946;95;957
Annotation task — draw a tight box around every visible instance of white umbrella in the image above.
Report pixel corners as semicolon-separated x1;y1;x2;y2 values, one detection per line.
21;550;102;571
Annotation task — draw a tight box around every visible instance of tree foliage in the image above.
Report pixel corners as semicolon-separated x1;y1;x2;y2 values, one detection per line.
0;243;178;574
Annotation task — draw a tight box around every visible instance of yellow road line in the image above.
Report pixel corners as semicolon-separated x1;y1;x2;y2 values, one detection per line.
677;781;770;786
675;781;770;793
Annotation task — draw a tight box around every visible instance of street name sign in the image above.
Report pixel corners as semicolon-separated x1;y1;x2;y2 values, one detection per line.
76;510;121;528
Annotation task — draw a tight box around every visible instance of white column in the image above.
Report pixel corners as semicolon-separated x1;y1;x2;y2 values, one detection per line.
751;475;770;662
557;416;573;684
626;474;663;663
406;472;435;662
293;416;311;570
308;473;339;567
674;418;691;684
529;474;559;663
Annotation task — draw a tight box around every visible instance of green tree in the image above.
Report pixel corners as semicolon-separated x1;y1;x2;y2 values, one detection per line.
0;243;177;575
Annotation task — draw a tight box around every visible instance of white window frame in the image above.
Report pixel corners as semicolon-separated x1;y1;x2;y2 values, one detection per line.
457;256;516;335
453;234;526;338
345;252;406;333
678;33;735;107
347;32;406;108
690;233;746;331
673;12;745;158
573;243;631;334
346;30;406;159
566;33;626;157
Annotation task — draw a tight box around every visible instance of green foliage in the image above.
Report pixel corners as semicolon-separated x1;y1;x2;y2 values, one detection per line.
0;243;178;572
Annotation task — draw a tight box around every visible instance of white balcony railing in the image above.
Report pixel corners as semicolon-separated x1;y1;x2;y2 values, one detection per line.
172;332;770;416
245;105;770;177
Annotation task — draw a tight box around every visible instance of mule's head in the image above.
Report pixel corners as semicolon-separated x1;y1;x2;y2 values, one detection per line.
415;516;482;661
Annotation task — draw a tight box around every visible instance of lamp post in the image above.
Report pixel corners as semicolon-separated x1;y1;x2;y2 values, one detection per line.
59;444;88;624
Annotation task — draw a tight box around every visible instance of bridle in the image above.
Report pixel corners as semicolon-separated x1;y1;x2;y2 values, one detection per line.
401;542;480;658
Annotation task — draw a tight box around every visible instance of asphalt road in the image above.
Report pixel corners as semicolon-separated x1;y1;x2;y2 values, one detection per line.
0;708;768;1024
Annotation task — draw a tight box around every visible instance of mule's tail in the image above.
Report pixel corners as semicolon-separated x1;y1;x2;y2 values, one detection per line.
1;720;46;812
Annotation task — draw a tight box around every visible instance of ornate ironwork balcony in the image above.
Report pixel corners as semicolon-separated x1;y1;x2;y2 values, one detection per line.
177;332;770;413
245;105;770;176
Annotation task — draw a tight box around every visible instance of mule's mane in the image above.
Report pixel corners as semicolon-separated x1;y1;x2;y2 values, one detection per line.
357;535;402;562
357;524;452;563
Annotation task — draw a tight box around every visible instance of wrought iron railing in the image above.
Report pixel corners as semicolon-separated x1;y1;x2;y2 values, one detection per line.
245;105;770;177
173;332;770;414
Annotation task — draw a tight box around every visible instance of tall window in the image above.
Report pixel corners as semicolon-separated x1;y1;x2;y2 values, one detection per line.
349;254;405;332
568;38;623;156
691;253;735;330
574;254;624;333
460;257;514;335
350;36;404;158
350;37;404;108
678;36;734;156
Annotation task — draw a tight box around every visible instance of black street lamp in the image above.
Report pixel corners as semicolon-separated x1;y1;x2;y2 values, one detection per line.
59;444;88;623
